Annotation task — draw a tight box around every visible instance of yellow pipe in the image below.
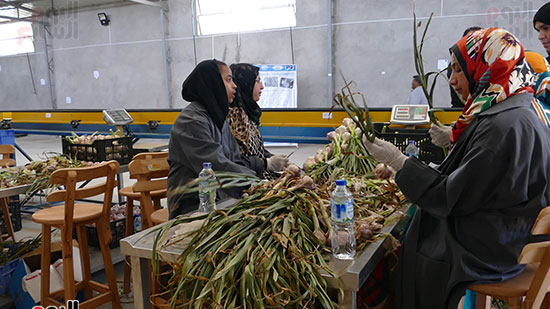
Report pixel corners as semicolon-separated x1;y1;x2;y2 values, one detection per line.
5;110;463;126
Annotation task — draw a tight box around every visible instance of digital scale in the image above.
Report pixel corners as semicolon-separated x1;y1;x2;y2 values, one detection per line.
103;109;133;136
390;105;430;126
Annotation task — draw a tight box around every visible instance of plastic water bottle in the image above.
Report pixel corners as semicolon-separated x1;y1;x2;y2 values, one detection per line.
198;162;217;212
405;140;419;158
133;214;141;232
331;179;356;260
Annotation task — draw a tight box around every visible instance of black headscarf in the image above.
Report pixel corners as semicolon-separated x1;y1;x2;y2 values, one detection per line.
182;59;228;131
534;2;550;29
230;63;263;125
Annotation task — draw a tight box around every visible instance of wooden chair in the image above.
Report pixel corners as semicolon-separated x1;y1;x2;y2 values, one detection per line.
0;144;15;168
129;154;170;307
0;144;16;242
468;207;550;309
122;151;168;295
120;151;167;235
129;154;169;228
31;161;121;308
150;208;168;226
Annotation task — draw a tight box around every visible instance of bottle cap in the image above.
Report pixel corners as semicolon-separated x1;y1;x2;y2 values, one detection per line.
203;162;212;168
335;179;346;186
408;140;415;145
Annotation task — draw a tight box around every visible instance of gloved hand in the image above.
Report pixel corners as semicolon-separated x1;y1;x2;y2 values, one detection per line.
429;124;452;148
267;154;289;172
362;136;408;171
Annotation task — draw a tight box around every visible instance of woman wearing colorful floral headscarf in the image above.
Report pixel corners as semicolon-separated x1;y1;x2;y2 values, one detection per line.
524;51;550;127
363;28;550;308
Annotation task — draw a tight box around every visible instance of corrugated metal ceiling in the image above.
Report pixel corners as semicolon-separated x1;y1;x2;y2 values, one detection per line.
0;0;161;23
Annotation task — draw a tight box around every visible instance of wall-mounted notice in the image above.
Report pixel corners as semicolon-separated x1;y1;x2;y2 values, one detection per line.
257;64;297;109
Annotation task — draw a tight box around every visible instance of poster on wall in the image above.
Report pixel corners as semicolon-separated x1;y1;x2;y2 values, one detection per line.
257;64;297;109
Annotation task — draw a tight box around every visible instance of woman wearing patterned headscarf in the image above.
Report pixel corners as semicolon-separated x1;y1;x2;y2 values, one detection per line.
363;28;550;308
167;59;265;218
524;51;550;127
228;63;289;175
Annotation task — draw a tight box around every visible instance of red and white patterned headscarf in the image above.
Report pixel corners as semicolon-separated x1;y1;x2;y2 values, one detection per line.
449;28;536;143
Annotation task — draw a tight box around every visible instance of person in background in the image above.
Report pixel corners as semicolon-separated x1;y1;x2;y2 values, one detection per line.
364;28;550;308
525;51;550;127
167;59;265;219
525;50;550;73
406;75;428;105
449;26;482;108
228;63;288;176
534;2;550;63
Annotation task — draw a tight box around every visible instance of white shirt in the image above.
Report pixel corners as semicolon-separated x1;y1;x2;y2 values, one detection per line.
407;87;428;105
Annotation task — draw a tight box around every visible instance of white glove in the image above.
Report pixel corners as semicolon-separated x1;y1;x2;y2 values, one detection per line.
267;155;289;172
362;137;408;171
429;124;452;148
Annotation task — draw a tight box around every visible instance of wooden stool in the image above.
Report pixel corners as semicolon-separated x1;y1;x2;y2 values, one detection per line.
151;208;168;226
31;161;121;308
0;144;17;242
129;155;170;308
121;151;168;295
120;187;164;238
468;207;550;309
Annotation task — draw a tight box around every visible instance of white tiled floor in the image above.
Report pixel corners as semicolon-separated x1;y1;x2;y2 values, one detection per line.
9;133;324;308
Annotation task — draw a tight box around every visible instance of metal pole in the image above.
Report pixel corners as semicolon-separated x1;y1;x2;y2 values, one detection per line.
191;0;198;65
160;9;171;108
41;24;55;109
13;143;33;162
289;26;295;64
327;0;333;108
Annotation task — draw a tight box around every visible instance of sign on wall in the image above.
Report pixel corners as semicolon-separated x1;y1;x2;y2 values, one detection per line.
257;64;297;109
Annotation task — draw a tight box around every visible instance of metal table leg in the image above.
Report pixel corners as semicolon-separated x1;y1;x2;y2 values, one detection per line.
13;143;33;162
340;290;357;309
0;197;15;242
117;171;125;206
131;256;151;309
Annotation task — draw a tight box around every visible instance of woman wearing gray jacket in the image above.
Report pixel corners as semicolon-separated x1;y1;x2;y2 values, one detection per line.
167;59;265;218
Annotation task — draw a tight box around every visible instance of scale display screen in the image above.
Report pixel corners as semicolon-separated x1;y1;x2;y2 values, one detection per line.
103;109;133;125
390;105;430;125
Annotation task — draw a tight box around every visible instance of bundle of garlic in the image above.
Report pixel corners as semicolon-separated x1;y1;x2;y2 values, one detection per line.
304;117;378;182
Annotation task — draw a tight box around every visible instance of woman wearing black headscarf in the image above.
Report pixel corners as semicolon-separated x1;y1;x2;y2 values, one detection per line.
167;59;265;218
228;63;288;176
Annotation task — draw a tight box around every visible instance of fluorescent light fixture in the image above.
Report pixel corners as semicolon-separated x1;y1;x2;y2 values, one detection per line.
98;12;110;26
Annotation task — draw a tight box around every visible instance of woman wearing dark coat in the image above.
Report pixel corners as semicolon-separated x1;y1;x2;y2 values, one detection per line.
364;28;550;308
167;59;265;218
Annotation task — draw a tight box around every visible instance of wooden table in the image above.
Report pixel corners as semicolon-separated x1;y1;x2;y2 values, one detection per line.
0;185;30;241
133;143;168;153
120;203;413;309
0;163;129;241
